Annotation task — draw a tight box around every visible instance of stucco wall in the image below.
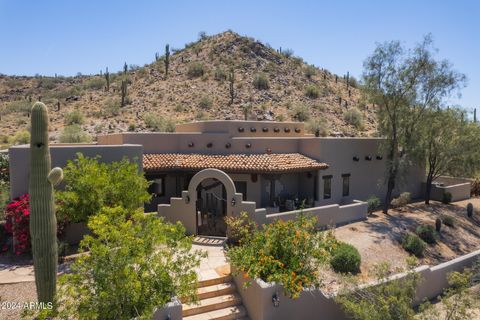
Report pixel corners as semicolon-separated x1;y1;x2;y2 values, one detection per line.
300;138;424;205
151;298;182;320
234;249;480;320
265;200;368;228
8;144;143;199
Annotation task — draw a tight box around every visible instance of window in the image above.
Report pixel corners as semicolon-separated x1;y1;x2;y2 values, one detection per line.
342;174;350;197
234;181;247;201
323;175;332;199
149;177;165;197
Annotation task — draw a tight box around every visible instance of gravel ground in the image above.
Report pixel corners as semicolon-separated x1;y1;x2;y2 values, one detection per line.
0;281;37;320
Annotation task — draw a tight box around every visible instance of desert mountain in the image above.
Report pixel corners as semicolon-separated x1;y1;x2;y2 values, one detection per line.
0;31;377;146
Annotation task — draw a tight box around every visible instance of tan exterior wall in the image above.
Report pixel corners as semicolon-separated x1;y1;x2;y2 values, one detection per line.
234;249;480;320
8;144;143;199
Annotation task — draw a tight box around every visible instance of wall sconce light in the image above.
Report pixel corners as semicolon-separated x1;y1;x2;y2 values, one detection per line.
231;197;236;206
272;292;280;307
376;155;383;160
262;127;269;132
266;148;272;154
188;142;194;148
353;156;360;162
225;142;231;149
246;143;252;148
185;195;190;204
295;128;301;133
274;127;280;133
284;127;291;133
250;127;257;132
365;155;372;161
238;127;245;132
251;173;258;182
206;142;213;148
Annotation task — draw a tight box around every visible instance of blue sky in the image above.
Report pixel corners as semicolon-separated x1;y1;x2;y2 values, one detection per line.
0;0;478;111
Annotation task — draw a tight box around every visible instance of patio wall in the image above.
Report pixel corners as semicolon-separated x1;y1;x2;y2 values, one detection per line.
422;176;472;202
234;249;480;320
265;200;368;228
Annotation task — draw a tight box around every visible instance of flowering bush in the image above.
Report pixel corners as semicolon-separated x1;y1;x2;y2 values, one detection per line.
227;214;338;298
4;194;30;255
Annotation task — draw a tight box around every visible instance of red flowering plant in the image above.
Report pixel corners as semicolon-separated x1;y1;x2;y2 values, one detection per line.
4;194;30;255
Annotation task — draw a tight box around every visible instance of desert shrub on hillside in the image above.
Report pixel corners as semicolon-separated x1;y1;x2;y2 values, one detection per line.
348;76;358;88
187;62;206;78
36;77;61;89
253;73;270;90
49;85;83;100
83;77;106;90
214;68;227;81
8;130;30;145
344;108;364;129
5;78;22;88
402;233;426;257
367;195;380;213
330;242;361;274
59;125;91;143
198;96;213;109
65;108;85;125
3;100;31;115
416;225;437;244
101;97;121;117
292;105;310;122
144;113;176;132
306;118;328;137
305;85;320;99
391;192;411;208
280;48;294;58
442;215;456;227
305;65;317;79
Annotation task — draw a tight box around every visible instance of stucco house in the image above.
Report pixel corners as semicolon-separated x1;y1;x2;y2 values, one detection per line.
9;120;432;236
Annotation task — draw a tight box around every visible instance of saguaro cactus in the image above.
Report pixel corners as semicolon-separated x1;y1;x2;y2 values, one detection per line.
165;44;170;78
228;68;235;104
29;102;63;304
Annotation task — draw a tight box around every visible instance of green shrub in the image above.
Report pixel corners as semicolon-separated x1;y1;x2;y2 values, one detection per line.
52;207;203;319
442;215;456;227
253;73;270;90
56;154;151;223
227;215;337;298
344;108;364;130
214;68;227;81
102;98;121;117
292;105;310;122
198;96;213;109
8;130;30;145
402;233;426;257
305;65;317;79
65;109;85;125
127;124;136;132
0;154;8;184
83;77;106;90
37;77;60;89
467;202;474;218
3;100;32;115
330;242;361;274
416;225;437;244
225;212;256;245
306;118;328;137
367;195;380;213
442;192;452;204
144;113;176;132
391;192;411;208
187;62;205;78
59;125;91;143
305;85;320;99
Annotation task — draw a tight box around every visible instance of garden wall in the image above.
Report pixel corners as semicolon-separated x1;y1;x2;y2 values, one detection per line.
152;298;182;320
234;249;480;320
265;200;368;228
423;176;472;202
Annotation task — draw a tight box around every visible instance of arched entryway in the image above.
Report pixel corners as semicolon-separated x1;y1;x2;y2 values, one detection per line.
187;169;237;236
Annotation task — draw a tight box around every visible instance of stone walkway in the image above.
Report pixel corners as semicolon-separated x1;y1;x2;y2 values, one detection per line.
0;236;229;285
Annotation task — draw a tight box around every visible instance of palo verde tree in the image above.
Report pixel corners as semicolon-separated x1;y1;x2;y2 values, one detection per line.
418;107;479;204
362;35;466;213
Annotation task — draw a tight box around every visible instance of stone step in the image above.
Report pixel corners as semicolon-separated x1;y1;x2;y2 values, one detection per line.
197;282;238;300
182;293;242;317
183;305;248;320
198;275;232;288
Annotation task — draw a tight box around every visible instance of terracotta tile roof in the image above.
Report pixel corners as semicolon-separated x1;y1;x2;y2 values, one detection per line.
143;153;328;173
